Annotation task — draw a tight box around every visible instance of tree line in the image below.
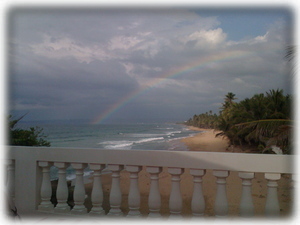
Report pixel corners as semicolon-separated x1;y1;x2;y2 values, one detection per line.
185;89;292;154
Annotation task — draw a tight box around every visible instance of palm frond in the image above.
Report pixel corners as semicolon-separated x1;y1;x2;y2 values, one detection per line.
235;119;292;153
9;113;28;130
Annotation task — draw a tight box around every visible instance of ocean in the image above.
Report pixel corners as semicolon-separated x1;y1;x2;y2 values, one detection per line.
18;122;200;151
16;122;201;180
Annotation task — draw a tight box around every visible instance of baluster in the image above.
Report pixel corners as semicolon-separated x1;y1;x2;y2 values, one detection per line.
54;162;70;213
168;167;184;217
6;160;15;211
265;173;281;216
190;169;206;216
213;170;229;217
107;164;124;216
38;161;54;212
147;166;162;218
126;165;142;217
71;163;87;214
89;163;105;216
238;172;254;217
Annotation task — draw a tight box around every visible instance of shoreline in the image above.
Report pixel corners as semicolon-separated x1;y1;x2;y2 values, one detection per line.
181;126;230;152
181;125;258;153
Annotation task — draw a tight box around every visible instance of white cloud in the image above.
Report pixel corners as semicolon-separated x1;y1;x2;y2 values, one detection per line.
181;28;227;48
254;32;268;43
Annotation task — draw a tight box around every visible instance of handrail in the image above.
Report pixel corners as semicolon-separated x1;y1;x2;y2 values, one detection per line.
8;146;293;173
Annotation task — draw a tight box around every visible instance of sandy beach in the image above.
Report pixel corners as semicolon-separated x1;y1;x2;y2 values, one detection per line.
62;126;293;217
181;127;229;152
180;126;256;153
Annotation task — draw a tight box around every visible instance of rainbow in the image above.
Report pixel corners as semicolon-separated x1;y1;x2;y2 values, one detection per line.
91;50;251;124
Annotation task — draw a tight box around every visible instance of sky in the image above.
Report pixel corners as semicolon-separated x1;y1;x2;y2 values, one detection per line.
7;6;294;124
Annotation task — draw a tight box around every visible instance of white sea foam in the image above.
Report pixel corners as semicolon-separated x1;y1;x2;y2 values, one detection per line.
101;140;133;149
166;130;182;136
135;137;164;144
100;137;165;149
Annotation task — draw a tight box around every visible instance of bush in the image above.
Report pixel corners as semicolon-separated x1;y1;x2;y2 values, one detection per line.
9;115;51;147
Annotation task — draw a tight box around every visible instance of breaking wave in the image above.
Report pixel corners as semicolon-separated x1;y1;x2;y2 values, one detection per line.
100;137;165;149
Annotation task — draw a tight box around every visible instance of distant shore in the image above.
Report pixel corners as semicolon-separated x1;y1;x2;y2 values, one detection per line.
181;126;259;153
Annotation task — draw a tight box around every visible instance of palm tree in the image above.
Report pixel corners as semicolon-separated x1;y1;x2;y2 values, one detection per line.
216;90;292;154
224;92;237;105
220;92;237;118
234;119;292;154
266;89;287;118
285;45;295;62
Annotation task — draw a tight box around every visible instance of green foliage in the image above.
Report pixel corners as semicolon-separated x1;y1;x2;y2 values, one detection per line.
185;89;292;154
217;89;292;154
234;119;292;154
185;111;218;129
9;115;51;147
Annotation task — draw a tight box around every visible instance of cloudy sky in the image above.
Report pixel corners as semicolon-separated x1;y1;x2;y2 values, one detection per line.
8;7;293;124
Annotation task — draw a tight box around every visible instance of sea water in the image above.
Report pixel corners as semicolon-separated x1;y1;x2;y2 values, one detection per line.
18;122;200;151
16;121;201;180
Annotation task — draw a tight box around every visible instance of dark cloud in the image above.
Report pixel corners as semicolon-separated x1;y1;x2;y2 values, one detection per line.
8;7;293;123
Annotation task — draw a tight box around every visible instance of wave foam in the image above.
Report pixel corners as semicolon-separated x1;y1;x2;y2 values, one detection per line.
100;137;165;149
166;130;182;136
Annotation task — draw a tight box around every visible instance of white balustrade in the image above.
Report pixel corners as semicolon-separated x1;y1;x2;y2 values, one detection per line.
8;147;293;218
6;160;15;211
38;161;54;212
238;172;254;217
126;165;142;217
107;164;124;216
71;163;87;214
147;166;162;218
89;163;105;215
213;170;229;217
190;169;206;216
265;173;281;217
54;162;70;213
168;167;184;217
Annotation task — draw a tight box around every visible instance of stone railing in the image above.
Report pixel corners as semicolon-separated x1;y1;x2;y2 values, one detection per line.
6;146;294;219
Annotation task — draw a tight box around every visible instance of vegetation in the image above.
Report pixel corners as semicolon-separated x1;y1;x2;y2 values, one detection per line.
186;111;219;129
185;89;292;154
9;115;51;147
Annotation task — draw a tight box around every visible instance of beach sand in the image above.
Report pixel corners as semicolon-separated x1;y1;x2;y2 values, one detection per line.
181;126;260;153
181;127;229;152
58;126;293;217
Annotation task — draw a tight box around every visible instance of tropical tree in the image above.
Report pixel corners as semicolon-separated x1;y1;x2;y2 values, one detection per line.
234;119;292;154
185;89;292;154
215;90;292;154
221;92;237;109
285;45;295;62
185;111;219;129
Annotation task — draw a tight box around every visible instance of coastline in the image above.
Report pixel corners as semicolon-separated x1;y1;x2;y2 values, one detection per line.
181;126;258;153
181;126;229;152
